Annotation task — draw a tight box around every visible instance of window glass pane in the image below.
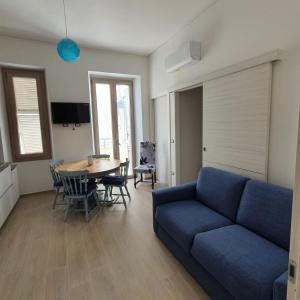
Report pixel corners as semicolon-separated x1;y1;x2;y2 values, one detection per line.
96;83;114;158
12;77;43;154
116;84;133;175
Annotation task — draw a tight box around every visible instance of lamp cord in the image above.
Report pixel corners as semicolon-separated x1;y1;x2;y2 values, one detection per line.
62;0;68;38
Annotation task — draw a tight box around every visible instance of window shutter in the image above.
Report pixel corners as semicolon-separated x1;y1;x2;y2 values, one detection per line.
12;77;43;154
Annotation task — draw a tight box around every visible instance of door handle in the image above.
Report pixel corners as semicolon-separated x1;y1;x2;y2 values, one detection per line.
203;147;207;152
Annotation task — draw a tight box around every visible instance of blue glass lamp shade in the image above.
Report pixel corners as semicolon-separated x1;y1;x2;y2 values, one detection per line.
57;38;80;62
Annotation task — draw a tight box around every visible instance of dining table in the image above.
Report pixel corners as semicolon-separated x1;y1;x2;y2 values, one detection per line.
56;158;122;207
56;158;121;178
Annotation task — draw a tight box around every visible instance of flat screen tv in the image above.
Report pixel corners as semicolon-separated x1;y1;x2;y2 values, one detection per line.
51;102;90;124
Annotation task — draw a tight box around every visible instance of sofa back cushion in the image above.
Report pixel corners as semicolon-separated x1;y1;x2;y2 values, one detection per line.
237;180;293;250
196;167;249;221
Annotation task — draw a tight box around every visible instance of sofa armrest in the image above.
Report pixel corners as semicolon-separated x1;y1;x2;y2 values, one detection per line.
273;270;288;300
152;182;197;233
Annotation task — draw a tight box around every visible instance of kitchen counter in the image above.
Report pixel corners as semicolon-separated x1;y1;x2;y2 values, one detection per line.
0;162;10;173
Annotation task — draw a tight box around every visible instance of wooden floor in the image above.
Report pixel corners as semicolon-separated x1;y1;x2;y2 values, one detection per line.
0;180;210;300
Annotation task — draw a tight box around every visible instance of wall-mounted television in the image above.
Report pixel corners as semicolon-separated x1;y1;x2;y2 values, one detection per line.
51;102;90;124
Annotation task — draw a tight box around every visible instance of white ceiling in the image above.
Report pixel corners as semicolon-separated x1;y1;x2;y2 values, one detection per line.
0;0;215;55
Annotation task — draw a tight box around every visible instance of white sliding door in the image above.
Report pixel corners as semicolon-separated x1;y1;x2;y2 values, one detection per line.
169;92;181;186
154;95;171;185
203;63;272;180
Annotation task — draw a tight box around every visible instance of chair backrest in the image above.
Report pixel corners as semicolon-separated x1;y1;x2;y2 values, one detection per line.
119;159;130;184
59;171;89;197
92;154;110;159
140;141;155;166
49;160;64;186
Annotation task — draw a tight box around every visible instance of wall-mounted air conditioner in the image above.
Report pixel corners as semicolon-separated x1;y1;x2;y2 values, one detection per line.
165;41;201;73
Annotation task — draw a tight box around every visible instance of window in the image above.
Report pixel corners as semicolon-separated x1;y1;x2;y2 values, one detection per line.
91;78;136;175
2;68;52;162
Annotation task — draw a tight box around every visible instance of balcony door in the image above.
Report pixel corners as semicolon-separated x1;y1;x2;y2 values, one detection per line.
91;78;136;175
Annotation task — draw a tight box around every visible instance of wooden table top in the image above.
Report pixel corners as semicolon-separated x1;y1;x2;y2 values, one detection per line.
56;159;121;178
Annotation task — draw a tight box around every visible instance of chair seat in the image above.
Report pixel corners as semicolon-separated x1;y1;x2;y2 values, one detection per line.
156;200;232;254
54;181;63;188
134;164;155;174
191;225;289;300
101;175;125;186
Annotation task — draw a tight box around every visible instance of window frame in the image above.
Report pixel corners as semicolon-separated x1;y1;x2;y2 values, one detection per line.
2;67;52;162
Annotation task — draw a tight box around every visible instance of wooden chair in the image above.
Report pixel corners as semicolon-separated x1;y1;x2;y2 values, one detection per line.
59;170;99;222
49;160;64;209
90;154;111;193
101;159;130;207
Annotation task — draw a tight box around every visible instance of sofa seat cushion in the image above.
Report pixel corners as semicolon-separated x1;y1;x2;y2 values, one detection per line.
156;200;232;254
191;225;289;300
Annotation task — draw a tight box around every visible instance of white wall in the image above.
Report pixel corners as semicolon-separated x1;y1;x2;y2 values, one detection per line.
150;0;300;188
0;36;149;194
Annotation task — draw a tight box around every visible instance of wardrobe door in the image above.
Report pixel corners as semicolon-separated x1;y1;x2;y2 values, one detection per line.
203;63;272;180
154;95;171;185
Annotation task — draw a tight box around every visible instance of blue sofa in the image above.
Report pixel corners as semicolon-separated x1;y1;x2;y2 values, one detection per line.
152;167;293;300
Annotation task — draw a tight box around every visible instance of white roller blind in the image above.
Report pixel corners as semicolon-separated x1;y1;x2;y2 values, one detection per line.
12;77;43;154
203;63;272;179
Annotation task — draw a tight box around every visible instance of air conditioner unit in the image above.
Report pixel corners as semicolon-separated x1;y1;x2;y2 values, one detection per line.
165;41;201;73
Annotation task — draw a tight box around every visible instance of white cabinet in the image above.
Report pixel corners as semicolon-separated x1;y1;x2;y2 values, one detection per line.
0;191;7;227
0;165;12;197
0;164;19;228
10;166;19;208
0;191;11;227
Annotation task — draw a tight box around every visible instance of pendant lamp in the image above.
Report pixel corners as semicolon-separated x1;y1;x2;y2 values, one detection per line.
57;0;80;62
